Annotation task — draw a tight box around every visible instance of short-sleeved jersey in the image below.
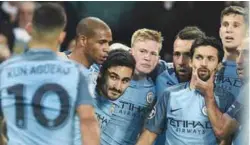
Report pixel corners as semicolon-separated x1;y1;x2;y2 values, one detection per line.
101;77;156;145
73;63;100;145
74;89;116;145
215;60;243;100
0;49;93;145
146;82;234;145
93;92;116;129
154;62;180;145
72;63;100;145
226;82;249;145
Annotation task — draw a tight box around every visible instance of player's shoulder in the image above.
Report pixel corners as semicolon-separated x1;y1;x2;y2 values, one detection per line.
130;77;155;88
222;60;237;67
167;82;187;92
158;60;175;76
162;82;188;96
0;54;24;68
71;61;90;76
90;63;101;73
56;51;68;59
53;54;91;77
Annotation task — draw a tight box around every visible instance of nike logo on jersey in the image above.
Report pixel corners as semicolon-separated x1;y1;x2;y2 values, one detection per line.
170;108;182;113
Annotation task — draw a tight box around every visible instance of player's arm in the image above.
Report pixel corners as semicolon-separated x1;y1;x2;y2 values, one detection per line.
205;96;240;139
193;69;240;139
136;90;170;145
136;129;157;145
76;69;100;145
205;79;246;139
77;105;100;145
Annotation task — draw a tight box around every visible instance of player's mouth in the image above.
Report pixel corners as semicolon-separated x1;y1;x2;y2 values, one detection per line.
225;36;234;42
198;68;209;75
110;90;120;96
178;68;188;75
141;64;151;68
100;55;108;62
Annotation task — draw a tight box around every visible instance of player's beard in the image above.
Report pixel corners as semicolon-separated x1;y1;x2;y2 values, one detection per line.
197;68;211;81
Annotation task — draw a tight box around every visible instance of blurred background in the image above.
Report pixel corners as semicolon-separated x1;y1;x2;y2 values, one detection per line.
0;1;248;62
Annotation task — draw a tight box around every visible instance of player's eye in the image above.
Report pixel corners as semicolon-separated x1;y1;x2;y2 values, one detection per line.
110;75;118;80
233;23;240;28
222;22;229;27
208;57;216;61
151;52;157;56
195;55;202;60
122;78;130;84
99;40;107;45
140;49;147;54
173;52;181;57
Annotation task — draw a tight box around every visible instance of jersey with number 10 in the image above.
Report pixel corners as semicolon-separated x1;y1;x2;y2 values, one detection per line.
0;49;93;145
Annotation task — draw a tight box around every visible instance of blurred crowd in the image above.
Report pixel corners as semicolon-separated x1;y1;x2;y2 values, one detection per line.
0;1;248;62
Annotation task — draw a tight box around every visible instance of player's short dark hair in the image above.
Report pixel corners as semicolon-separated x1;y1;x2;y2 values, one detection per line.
76;17;110;38
32;3;66;32
101;49;136;76
221;6;248;25
190;36;224;63
176;26;206;40
97;49;136;88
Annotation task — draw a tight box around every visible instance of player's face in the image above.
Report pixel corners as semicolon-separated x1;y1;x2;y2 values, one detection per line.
173;38;193;82
219;14;247;50
236;39;249;79
190;46;219;81
86;28;112;64
19;2;35;27
131;40;160;75
102;66;133;100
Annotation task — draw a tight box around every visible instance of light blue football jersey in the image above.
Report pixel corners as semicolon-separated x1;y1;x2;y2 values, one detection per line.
154;61;181;145
93;92;116;129
73;63;101;145
74;88;117;145
155;62;178;101
215;60;243;100
146;82;234;145
0;49;93;145
101;77;156;145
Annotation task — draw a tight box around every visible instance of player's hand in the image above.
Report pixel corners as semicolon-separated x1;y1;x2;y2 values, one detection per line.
193;68;215;98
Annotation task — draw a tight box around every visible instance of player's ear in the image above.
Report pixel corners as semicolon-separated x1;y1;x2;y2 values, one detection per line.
130;47;135;55
219;26;223;40
76;34;87;48
189;59;193;68
216;62;223;72
58;31;66;45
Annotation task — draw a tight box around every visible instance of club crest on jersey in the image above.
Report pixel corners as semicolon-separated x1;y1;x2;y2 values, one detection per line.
110;104;115;114
202;106;208;116
148;106;156;119
146;91;154;104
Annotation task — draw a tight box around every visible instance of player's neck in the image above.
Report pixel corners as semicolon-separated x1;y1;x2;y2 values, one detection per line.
178;75;191;83
223;47;238;61
29;39;58;52
69;51;92;68
133;70;146;80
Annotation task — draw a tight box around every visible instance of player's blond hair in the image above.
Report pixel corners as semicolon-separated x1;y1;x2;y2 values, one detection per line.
131;28;163;51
